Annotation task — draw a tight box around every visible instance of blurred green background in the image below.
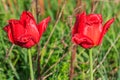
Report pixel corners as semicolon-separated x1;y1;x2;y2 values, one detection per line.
0;0;120;80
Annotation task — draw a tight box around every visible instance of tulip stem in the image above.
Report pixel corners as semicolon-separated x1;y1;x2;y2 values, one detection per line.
89;49;93;80
28;49;34;80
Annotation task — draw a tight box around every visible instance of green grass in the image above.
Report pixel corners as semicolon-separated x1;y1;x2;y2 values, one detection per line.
0;0;120;80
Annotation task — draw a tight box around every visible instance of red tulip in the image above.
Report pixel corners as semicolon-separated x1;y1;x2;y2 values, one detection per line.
72;12;114;49
4;11;51;48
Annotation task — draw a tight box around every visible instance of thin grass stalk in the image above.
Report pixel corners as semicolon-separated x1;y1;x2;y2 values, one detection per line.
69;44;76;80
5;44;15;59
43;0;66;49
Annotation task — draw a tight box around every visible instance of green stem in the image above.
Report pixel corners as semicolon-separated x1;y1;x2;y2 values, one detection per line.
89;49;93;80
28;49;34;80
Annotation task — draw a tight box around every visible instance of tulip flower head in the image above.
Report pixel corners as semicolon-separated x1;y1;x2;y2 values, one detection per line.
4;11;51;48
72;12;114;49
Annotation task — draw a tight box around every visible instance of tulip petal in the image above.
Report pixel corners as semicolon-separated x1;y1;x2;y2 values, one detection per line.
86;14;102;25
17;34;32;43
72;12;86;35
25;18;40;43
37;17;51;37
98;18;114;44
20;11;40;43
16;34;35;48
22;40;35;48
102;18;114;34
72;33;94;48
3;25;14;43
20;11;36;25
84;23;102;45
9;20;25;41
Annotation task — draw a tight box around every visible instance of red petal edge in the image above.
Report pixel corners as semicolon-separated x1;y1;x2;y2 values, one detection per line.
72;33;94;49
37;16;51;37
86;14;102;24
98;18;114;45
3;25;14;43
72;12;86;35
20;11;36;25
